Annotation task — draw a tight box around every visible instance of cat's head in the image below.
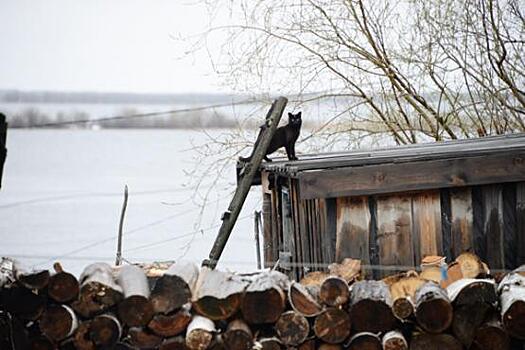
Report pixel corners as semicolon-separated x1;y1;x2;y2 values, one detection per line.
288;112;302;126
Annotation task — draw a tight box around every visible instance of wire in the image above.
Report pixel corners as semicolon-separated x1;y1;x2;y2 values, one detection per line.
27;99;261;128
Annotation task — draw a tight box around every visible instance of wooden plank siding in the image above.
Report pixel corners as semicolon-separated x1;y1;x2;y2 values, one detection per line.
376;195;415;276
449;188;474;256
297;152;525;200
411;191;443;264
517;183;525;266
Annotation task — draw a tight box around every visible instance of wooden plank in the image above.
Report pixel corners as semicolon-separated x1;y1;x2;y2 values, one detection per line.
482;185;505;270
325;198;337;265
472;186;486;259
517;182;525;266
336;197;371;276
440;189;453;261
503;183;517;270
290;179;303;279
281;186;295;275
205;97;287;268
297;152;525;199
412;191;442;264
369;197;380;279
376;195;414;276
450;188;474;258
262;193;273;267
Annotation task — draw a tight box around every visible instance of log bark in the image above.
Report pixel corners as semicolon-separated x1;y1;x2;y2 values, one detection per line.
223;319;253;350
90;313;122;348
151;262;198;315
381;330;407;350
73;321;95;350
288;282;323;317
241;271;288;324
319;277;349;307
72;263;123;318
0;285;45;321
386;274;425;320
349;280;396;333
185;315;215;350
498;270;525;339
116;265;154;327
160;336;189;350
346;332;381;350
128;327;163;349
192;267;248;321
275;310;309;346
39;305;78;342
48;263;80;303
148;306;192;337
414;282;453;333
313;308;351;344
409;334;462;350
447;278;497;306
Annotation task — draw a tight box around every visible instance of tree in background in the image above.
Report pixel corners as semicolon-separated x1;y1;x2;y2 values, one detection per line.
198;0;524;145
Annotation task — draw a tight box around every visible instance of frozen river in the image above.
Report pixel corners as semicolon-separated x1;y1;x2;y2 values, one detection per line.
0;129;261;275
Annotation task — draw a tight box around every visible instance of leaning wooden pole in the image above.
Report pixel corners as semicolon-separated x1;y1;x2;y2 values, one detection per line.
254;210;262;270
0;113;7;190
115;185;129;266
203;97;288;269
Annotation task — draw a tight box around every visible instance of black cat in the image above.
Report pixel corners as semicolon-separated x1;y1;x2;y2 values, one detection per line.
240;112;302;162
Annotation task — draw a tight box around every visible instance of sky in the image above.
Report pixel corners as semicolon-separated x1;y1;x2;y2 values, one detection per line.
0;0;227;94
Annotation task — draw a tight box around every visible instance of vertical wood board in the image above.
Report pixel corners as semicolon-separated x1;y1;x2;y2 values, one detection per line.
482;185;505;270
517;182;525;266
450;188;474;257
412;191;443;264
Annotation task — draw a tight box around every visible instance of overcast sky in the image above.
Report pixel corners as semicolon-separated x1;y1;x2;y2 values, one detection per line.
0;0;227;94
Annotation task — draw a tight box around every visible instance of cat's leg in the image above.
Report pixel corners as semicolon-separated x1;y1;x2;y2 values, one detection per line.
289;143;298;160
285;145;293;160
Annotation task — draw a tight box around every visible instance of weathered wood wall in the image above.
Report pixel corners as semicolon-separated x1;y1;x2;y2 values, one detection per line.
263;176;525;280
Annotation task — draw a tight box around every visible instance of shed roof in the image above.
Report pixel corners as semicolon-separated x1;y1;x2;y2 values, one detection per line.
261;133;525;199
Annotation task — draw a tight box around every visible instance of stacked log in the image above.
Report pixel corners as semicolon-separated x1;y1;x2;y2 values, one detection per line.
0;256;524;349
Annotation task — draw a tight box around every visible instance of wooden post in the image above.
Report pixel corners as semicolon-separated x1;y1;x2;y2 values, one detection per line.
0;113;6;190
254;211;262;270
203;97;288;269
115;185;128;266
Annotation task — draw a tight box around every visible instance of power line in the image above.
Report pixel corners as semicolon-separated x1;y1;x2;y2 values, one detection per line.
28;99;261;128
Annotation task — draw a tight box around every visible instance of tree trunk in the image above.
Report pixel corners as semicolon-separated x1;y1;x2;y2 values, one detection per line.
409;333;462;350
313;308;351;344
275;310;309;346
223;319;253;350
346;332;381;350
241;271;288;324
151;262;199;315
128;327;163;349
498;270;525;339
39;305;78;342
148;306;192;337
48;263;79;304
185;315;215;350
116;265;154;327
319;277;349;307
414;282;453;333
349;280;396;333
90;313;122;348
288;282;323;317
192;267;248;321
72;263;123;318
381;330;407;350
470;317;510;350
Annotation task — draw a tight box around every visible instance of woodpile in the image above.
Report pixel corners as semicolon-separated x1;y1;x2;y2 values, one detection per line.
1;255;525;349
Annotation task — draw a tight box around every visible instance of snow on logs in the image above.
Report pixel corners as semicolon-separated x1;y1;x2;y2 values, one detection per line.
1;257;525;349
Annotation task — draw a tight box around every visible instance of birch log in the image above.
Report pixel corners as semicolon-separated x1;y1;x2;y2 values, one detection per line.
414;282;453;333
160;336;189;350
72;263;123;318
313;308;351;344
90;313;122;348
48;263;79;303
498;269;525;339
319;277;349;307
288;282;323;317
275;310;309;346
185;315;215;350
151;261;199;315
116;265;154;327
349;280;396;333
223;319;253;350
241;271;288;324
39;305;78;342
192;267;248;321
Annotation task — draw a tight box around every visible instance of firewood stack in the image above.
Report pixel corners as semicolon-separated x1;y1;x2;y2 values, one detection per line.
0;255;524;349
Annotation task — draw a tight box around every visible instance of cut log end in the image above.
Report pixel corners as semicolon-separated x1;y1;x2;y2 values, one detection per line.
313;308;351;344
275;311;309;346
73;321;96;350
192;294;242;321
148;309;192;337
410;334;462;350
39;305;77;342
288;282;323;317
48;271;80;303
392;298;414;320
382;330;408;350
90;314;122;347
347;332;381;350
160;336;189;350
241;289;285;324
117;295;154;327
72;281;123;318
319;277;349;307
502;300;525;340
350;299;396;333
416;298;453;333
128;327;163;349
151;274;192;314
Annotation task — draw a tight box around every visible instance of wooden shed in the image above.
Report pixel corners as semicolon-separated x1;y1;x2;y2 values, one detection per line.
256;133;525;280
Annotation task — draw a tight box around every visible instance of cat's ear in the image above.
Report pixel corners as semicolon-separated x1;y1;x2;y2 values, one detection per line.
288;112;293;117
297;112;302;117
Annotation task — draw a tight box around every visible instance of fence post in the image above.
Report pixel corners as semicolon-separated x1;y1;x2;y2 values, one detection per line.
0;113;7;190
